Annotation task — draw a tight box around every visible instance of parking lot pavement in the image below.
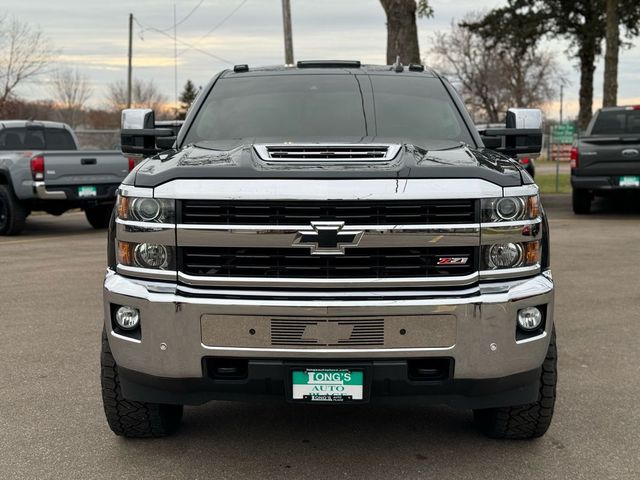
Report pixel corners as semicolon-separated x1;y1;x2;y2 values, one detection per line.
1;197;639;480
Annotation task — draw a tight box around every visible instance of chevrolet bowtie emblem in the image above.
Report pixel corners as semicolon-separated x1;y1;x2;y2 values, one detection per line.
292;221;364;255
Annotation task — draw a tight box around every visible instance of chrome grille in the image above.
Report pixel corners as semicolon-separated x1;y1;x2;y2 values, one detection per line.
270;318;385;346
180;200;477;226
180;246;476;279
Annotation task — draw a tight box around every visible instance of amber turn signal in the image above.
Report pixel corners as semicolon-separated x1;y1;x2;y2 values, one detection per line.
524;240;541;265
117;241;134;266
117;195;130;220
526;195;540;219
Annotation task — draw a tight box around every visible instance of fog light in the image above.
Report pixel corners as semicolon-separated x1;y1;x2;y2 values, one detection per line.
517;307;542;331
115;306;140;330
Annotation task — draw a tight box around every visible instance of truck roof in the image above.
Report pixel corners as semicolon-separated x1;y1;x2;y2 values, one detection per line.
221;62;437;78
598;105;640;112
0;120;71;130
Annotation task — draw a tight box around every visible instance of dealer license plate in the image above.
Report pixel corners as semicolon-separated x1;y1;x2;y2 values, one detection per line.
292;368;363;402
78;185;97;197
619;176;640;187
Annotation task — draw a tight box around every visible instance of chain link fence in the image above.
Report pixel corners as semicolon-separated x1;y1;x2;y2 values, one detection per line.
75;129;120;150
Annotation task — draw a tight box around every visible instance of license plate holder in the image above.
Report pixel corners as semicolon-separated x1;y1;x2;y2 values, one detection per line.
78;185;97;197
287;364;370;404
619;176;640;187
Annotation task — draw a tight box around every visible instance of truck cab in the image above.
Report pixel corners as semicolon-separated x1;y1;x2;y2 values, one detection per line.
101;61;556;440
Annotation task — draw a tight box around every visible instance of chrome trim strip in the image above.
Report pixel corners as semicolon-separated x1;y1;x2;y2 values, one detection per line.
178;271;480;288
480;218;541;228
116;221;176;244
253;143;402;162
117;264;177;280
515;330;548;345
154;178;503;200
480;218;542;245
479;265;540;280
105;269;553;307
33;182;67;200
503;184;539;197
110;330;141;344
200;345;454;354
118;185;153;198
116;218;175;229
176;224;480;248
176;284;481;298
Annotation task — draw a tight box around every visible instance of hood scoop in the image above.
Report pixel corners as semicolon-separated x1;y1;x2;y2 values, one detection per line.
253;144;402;164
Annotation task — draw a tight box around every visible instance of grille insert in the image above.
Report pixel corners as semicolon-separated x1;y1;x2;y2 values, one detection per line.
181;200;477;226
180;246;476;279
271;318;385;346
254;144;399;161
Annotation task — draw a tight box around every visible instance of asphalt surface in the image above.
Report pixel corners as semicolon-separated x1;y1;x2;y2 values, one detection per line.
1;195;639;480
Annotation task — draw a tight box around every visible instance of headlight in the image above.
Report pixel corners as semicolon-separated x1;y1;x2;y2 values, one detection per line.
481;195;539;222
117;241;175;270
485;243;522;268
117;195;175;223
482;240;540;270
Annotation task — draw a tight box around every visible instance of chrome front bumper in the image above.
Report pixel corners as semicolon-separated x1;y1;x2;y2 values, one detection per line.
104;270;554;381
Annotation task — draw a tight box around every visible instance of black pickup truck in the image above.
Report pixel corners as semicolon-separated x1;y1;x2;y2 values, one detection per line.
571;106;640;214
103;61;555;440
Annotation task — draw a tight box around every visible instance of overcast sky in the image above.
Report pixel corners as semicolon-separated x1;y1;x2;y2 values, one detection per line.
9;0;640;120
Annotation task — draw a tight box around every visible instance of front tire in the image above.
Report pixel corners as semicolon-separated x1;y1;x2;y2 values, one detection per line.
85;204;113;229
572;188;591;214
0;185;27;236
473;328;557;439
101;330;183;438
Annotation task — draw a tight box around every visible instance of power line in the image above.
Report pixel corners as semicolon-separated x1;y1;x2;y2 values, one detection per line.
133;17;234;64
179;0;248;55
140;0;206;33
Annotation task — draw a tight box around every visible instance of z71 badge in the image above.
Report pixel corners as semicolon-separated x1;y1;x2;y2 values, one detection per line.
437;257;469;265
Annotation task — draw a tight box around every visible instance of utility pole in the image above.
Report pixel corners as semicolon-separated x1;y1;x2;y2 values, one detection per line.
555;84;564;193
127;13;133;108
559;84;564;124
281;0;294;65
173;3;179;118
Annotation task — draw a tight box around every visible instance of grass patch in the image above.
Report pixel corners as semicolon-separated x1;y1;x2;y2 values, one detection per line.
535;173;571;194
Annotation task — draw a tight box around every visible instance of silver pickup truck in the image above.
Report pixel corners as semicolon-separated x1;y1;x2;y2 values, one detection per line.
0;120;130;235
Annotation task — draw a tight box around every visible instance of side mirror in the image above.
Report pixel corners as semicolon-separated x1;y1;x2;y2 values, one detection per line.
506;108;543;129
479;108;543;157
120;109;176;157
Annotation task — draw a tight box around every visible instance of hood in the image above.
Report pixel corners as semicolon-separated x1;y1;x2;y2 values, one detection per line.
131;139;525;188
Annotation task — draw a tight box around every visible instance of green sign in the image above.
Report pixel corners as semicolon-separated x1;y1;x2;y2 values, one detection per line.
292;368;364;401
551;123;575;144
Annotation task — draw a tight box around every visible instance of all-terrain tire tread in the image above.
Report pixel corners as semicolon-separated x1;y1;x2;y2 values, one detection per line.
100;330;183;437
473;328;557;439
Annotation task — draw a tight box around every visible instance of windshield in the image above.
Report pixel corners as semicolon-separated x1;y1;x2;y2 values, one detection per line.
184;73;474;148
591;109;640;135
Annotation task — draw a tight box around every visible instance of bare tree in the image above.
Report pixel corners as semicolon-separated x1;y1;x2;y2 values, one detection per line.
429;17;560;123
380;0;433;65
106;79;167;113
50;67;92;127
0;15;56;115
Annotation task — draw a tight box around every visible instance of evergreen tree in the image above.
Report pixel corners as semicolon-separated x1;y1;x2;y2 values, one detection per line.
178;80;198;120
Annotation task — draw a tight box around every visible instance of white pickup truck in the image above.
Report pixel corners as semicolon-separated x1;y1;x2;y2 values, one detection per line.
0;120;131;235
